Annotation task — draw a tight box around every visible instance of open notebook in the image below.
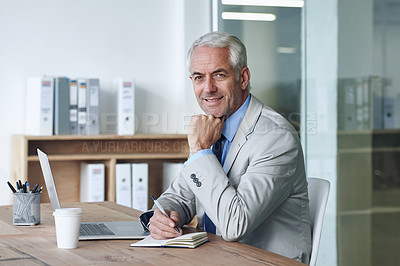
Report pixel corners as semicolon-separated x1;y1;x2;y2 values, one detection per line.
130;232;208;248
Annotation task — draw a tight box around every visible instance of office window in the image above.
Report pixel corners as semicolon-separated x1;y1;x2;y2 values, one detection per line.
337;0;400;265
218;0;400;265
216;1;302;132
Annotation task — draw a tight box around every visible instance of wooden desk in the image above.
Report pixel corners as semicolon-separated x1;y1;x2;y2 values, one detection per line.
0;202;305;265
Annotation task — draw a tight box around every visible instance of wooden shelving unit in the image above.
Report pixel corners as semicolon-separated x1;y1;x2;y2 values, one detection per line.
11;134;189;207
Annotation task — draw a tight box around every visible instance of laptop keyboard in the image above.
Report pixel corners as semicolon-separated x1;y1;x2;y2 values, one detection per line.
80;223;116;236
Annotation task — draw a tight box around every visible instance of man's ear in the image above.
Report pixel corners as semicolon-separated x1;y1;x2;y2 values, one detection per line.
240;67;250;91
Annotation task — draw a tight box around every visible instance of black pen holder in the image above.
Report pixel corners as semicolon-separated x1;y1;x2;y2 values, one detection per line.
13;193;41;225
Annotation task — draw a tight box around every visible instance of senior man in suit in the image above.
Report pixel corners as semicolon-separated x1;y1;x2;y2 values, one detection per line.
141;31;311;264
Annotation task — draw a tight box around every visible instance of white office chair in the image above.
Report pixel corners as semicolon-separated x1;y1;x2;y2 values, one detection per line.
308;177;330;266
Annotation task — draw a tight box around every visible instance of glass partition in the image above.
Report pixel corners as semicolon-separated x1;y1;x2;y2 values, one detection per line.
337;0;400;265
217;0;400;265
216;1;303;132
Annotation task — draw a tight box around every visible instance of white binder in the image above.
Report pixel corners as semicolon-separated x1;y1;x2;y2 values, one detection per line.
131;163;148;212
355;79;364;130
361;77;370;130
338;78;357;130
116;163;132;208
383;78;395;129
25;77;54;136
369;76;383;130
116;78;135;135
54;77;70;135
77;79;87;135
80;163;105;202
69;78;79;134
383;97;395;129
86;78;100;135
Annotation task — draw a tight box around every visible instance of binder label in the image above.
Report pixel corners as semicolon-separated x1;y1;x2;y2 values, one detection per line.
78;111;86;124
70;109;78;122
78;83;86;107
89;86;99;106
70;80;78;105
41;84;53;110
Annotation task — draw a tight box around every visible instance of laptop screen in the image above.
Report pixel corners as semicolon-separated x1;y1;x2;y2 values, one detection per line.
37;149;61;211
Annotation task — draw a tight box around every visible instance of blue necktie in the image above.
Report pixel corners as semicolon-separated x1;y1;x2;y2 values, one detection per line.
204;135;225;234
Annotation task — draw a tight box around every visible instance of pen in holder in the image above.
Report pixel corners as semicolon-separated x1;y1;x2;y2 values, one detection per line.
13;192;41;225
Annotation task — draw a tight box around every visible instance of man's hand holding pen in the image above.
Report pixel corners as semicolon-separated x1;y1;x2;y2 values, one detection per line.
148;195;182;240
149;209;182;240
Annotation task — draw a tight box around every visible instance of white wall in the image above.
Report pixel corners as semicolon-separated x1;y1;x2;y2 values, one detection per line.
0;0;210;205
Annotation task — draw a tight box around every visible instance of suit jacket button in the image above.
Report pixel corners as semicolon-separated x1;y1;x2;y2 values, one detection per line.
196;182;202;187
193;178;198;183
190;174;196;179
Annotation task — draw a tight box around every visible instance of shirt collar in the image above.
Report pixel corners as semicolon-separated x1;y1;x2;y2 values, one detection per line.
222;94;251;142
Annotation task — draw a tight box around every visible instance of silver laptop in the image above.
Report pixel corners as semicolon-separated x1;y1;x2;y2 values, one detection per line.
37;149;149;240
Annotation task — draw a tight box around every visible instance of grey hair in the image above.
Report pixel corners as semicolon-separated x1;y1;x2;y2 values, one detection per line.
187;31;248;81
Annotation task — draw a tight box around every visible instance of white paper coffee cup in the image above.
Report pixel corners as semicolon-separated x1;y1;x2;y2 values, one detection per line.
53;208;82;249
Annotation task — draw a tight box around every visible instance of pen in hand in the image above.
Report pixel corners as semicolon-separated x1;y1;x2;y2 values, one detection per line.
151;195;180;234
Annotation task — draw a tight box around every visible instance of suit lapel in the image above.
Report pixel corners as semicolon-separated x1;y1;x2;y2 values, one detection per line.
223;95;264;174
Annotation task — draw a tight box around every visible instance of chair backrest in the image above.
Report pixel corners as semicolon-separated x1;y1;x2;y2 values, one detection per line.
308;177;330;266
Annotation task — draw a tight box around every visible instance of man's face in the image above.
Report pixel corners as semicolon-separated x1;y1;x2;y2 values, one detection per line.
189;46;249;118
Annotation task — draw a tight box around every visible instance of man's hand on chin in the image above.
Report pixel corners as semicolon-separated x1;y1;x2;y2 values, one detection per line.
188;114;225;154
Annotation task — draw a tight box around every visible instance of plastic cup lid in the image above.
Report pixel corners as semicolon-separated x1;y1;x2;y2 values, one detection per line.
53;208;83;216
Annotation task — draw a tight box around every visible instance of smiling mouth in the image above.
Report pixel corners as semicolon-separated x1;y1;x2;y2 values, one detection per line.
204;96;223;102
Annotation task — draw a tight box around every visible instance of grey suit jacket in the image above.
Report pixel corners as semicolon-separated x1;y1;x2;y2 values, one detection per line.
157;95;311;263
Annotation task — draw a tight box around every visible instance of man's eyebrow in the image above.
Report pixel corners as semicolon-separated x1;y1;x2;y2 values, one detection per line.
191;71;203;76
212;68;228;74
191;68;229;76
